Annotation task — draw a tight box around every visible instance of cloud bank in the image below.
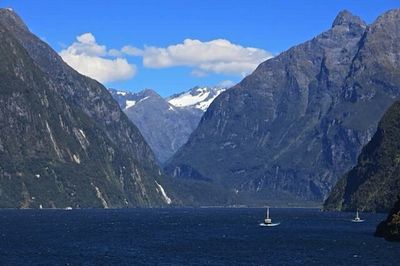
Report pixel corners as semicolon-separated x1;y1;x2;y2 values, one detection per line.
60;33;272;83
133;39;272;76
59;33;136;83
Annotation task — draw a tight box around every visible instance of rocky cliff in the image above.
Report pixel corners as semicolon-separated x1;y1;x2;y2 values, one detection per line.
165;9;400;206
324;101;400;212
0;8;169;208
375;198;400;241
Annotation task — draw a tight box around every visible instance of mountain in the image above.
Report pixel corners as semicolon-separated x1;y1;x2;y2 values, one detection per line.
109;86;226;163
165;9;400;206
324;101;400;212
167;86;226;111
375;198;400;241
0;8;169;208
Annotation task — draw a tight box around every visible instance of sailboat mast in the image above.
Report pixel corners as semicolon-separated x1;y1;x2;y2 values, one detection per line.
267;207;270;219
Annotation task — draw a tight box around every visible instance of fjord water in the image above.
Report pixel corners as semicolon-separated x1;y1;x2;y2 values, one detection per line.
0;209;397;265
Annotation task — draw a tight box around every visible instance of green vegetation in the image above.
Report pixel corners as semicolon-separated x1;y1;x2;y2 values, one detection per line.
376;198;400;241
324;101;400;212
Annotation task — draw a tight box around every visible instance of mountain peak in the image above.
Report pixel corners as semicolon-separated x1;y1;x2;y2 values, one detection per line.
332;10;366;28
141;88;160;97
168;86;226;111
374;8;400;25
0;8;29;31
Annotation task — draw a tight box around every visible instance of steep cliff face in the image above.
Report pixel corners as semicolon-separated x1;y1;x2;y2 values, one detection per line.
0;9;168;208
165;9;400;205
376;198;400;241
324;101;400;212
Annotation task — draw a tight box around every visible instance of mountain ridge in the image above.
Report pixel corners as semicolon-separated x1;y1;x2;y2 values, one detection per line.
0;8;168;208
109;86;226;163
165;9;400;206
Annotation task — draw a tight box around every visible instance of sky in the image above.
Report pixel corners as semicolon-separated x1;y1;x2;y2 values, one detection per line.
1;0;399;96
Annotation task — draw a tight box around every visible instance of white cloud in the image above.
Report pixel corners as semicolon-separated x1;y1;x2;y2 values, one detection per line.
70;33;107;56
108;48;123;57
77;33;96;44
218;80;236;88
59;33;136;83
121;45;143;56
59;34;272;82
136;39;272;76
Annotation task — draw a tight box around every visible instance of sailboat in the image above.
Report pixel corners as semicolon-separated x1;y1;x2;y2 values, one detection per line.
351;210;365;223
259;206;280;227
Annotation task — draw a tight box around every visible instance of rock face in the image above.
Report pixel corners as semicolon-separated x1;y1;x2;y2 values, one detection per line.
0;9;168;208
324;101;400;212
165;9;400;206
109;87;226;163
376;198;400;241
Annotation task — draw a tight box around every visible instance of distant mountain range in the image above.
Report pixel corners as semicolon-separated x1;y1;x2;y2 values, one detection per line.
165;9;400;206
109;86;226;163
0;8;168;208
2;6;400;214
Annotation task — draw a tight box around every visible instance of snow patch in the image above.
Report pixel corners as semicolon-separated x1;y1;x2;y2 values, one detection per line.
116;91;127;96
125;100;136;109
155;181;172;204
195;88;225;111
196;87;208;93
168;87;226;111
168;89;210;108
126;97;149;109
139;96;149;103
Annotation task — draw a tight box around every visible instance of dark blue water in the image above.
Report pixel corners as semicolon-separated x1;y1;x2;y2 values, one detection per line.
0;208;398;265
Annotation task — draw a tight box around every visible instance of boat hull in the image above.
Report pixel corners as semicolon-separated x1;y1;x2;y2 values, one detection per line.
259;223;280;227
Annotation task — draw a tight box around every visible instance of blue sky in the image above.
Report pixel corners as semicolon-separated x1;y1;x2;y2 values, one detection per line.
1;1;399;96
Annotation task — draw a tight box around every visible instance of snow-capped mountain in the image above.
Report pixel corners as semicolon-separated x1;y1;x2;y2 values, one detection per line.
168;86;226;111
109;90;140;110
109;86;228;163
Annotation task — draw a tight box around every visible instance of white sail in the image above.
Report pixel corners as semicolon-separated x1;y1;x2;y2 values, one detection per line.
260;206;279;226
351;209;365;223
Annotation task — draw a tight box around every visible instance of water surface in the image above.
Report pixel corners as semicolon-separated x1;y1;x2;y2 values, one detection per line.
0;208;398;265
